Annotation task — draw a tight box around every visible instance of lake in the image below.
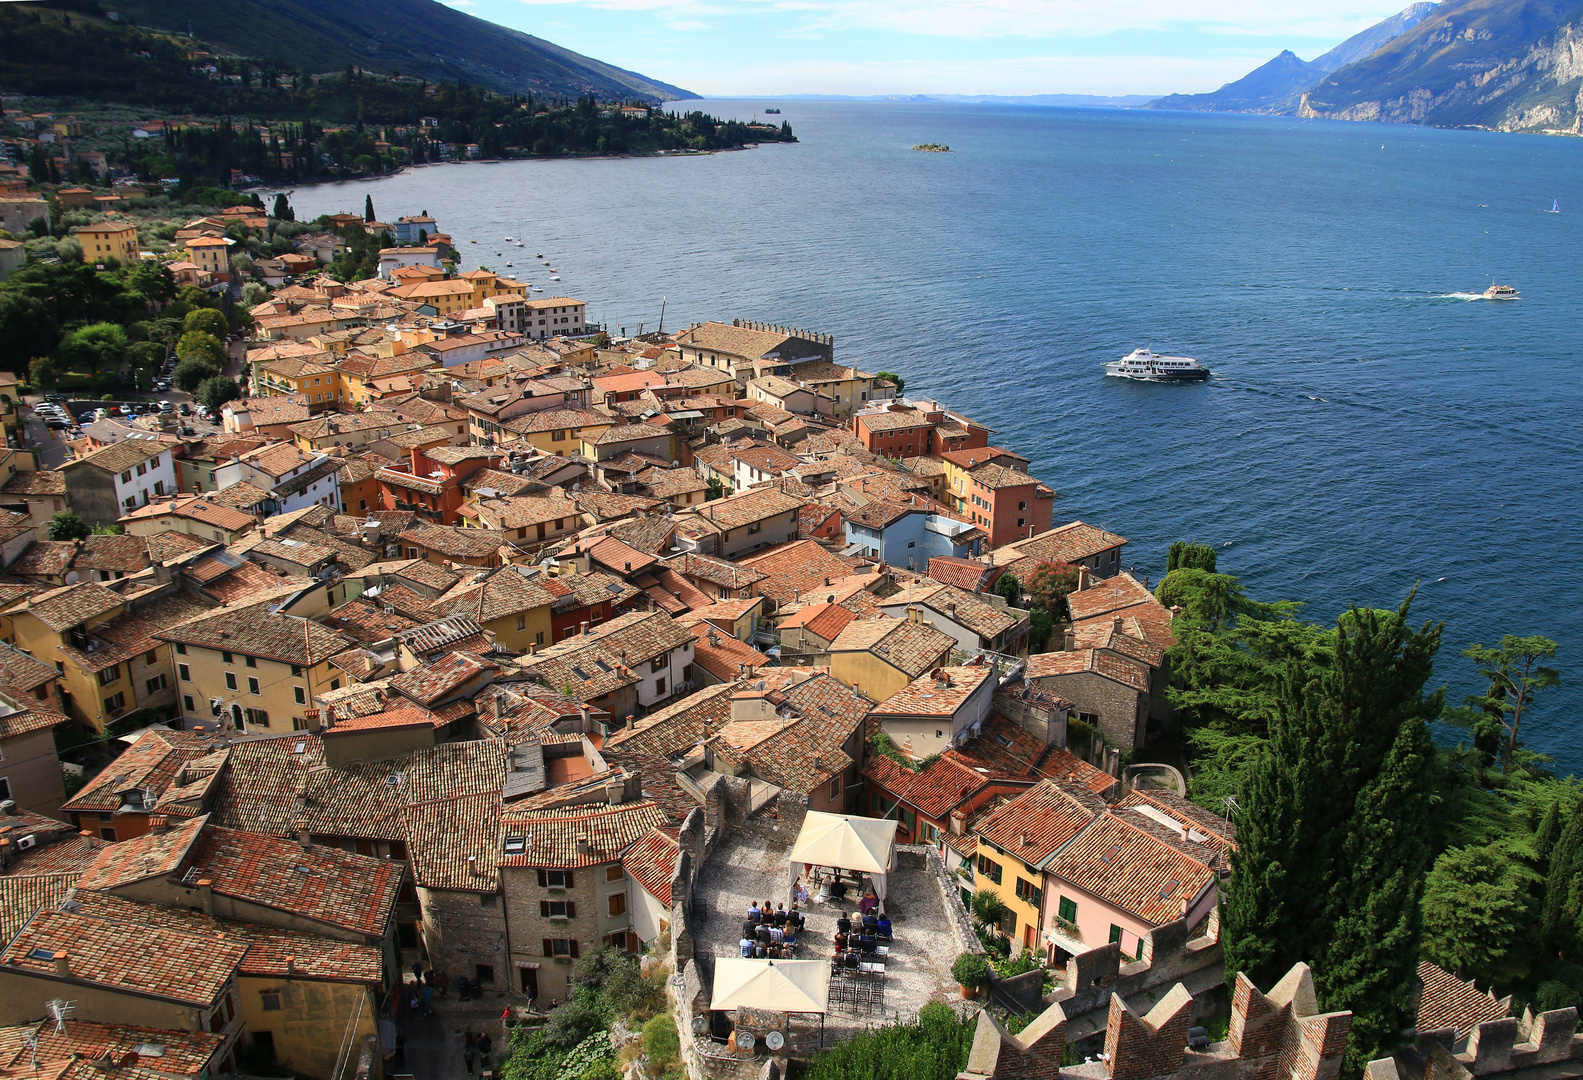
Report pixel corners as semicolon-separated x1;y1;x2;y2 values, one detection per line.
289;100;1583;770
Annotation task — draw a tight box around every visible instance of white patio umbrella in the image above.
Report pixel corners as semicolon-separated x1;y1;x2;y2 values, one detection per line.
786;811;898;900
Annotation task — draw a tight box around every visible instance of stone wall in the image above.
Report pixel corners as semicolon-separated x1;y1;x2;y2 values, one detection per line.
906;843;982;959
1051;908;1223;1024
1368;1005;1583;1080
416;886;511;993
1030;671;1146;752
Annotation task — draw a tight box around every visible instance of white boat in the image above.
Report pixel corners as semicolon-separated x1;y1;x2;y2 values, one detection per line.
1105;347;1210;382
549;275;560;281
1547;199;1560;214
1484;283;1520;301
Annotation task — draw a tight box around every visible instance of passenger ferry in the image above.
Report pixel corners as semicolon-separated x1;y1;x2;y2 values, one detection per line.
1483;283;1520;301
1105;348;1211;382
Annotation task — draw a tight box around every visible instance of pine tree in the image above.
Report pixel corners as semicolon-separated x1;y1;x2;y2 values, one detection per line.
1542;806;1583;955
1221;596;1442;1073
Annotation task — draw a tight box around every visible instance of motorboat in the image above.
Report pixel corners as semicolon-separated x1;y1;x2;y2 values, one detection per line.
1483;283;1520;300
1105;347;1210;382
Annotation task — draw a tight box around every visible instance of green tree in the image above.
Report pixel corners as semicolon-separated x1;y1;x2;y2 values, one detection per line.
124;261;176;306
183;308;230;339
1167;540;1218;573
1421;844;1535;984
57;322;129;376
1023;561;1079;620
176;330;226;367
173;357;220;393
272;193;294;221
364;194;375;222
0;293;59;368
1221;596;1443;1073
241;282;271;307
197;376;241;414
640;1015;678;1075
1542;806;1583;956
48;512;90;541
1453;636;1561;776
1029;607;1053;652
994;572;1020;605
876;370;905;393
27;356;59;392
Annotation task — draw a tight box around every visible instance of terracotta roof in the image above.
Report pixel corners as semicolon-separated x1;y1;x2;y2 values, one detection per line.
604;684;735;757
863;752;1010;822
1115;788;1236;854
0;907;245;1005
829;617;955;681
737;539;866;605
1004;521;1128;566
777;602;857;643
325;598;419;644
0;642;60;693
432;566;563;623
664;552;766;591
0;872;75;945
157;598;356;666
0;469;65;496
66;440;167;475
885;583;1021;641
975;778;1106;868
693;488;805;534
499;800;668;868
873;665;993;718
688;623;771;682
8;541;76;578
1415;961;1512;1036
1025;649;1150;692
0;1015;223;1076
121;494;257;533
390;651;495;707
399;524;508;559
623;827;680;905
714;670;868;792
1065;573;1157;622
1044;809;1219;925
523;610;693;700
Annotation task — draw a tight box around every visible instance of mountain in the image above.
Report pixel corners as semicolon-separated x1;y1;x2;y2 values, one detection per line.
1298;0;1583;130
102;0;695;102
1146;3;1436;114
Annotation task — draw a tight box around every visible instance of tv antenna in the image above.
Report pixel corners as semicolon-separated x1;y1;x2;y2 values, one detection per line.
46;999;73;1035
1221;795;1240;819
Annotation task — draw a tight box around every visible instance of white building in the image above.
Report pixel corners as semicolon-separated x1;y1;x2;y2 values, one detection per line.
214;443;341;515
377;246;442;280
524;297;587;340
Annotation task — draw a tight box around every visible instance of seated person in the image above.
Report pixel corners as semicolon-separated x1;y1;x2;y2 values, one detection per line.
876;912;892;939
843;951;860;969
747;902;762;923
836;913;852;935
828;880;848;900
862;912;879;932
756;924;773;944
858;934;877;954
740;938;756;958
768;925;784;944
787;905;804;929
743;918;758;939
833;931;849;952
771;904;787;927
859;889;880;915
784;926;798;946
794;880;811;904
754;942;768;959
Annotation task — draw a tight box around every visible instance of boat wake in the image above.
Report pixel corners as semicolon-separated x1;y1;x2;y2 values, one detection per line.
1438;292;1488;301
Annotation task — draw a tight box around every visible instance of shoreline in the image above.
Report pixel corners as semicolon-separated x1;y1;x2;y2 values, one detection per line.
251;141;788;193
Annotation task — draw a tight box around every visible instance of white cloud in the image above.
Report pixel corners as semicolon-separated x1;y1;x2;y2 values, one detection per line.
630;51;1269;96
509;0;1407;42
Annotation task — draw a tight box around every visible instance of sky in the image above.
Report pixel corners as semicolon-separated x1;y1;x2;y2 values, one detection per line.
442;0;1425;97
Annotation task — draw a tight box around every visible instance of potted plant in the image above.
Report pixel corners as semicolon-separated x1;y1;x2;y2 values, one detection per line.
953;951;989;1000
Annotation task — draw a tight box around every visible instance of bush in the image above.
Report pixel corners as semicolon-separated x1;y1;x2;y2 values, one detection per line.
641;1014;679;1074
970;888;1008;929
991;948;1042;978
801;1000;972;1080
48;512;91;541
974;922;1010;958
951;951;989;988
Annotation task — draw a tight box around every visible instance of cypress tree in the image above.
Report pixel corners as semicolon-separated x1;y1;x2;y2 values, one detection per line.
364;194;375;222
1536;800;1563;872
1221;596;1442;1073
1542;806;1583;955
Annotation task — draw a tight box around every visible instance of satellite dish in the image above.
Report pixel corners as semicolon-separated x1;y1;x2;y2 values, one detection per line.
764;1031;784;1051
736;1031;755;1052
691;1015;707;1034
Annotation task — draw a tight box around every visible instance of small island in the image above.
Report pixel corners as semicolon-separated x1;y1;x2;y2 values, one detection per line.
913;143;951;152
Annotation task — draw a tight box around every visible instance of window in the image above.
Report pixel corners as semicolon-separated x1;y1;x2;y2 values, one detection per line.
480;893;498;907
606;864;623;882
476;964;495;983
245;656;257;668
221;651;233;664
608;892;626;917
516;615;526;631
542;939;578;958
146;675;167;695
977;854;1003;885
145;650;158;665
121;470;132;484
1057;896;1077;924
654;678;665;696
183;694;196;713
246;708;269;726
224;672;237;691
330;679;340;691
291;665;303;677
829;773;842;801
1016;877;1043;909
97;665;119;686
605;930;629;951
1109;924;1123;945
293;686;306;705
538;869;574;888
103;692;125;714
535;631;545;646
540;899;576;918
174;642;187;656
245;677;259;696
179;664;191;682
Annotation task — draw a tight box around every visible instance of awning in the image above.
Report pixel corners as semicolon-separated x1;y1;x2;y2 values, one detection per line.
787;811;898;901
710;958;829;1014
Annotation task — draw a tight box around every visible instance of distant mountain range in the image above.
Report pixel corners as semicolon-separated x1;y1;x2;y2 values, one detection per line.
102;0;694;103
1147;3;1435;114
741;93;1154;108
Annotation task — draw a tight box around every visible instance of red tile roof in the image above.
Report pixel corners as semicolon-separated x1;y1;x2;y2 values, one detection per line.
974;778;1105;867
1045;809;1219;925
623;826;679;905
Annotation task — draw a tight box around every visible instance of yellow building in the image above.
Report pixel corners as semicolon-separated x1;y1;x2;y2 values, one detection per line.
155;591;350;734
253;355;343;405
496;407;613;454
235;968;384;1079
185;235;236;281
73;221;139;264
388;279;475;315
426;565;559;652
0;581;132;732
825;615;955;704
336;352;435;406
457;269;530;306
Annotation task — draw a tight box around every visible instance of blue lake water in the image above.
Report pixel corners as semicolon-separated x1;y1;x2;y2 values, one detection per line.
290;101;1583;769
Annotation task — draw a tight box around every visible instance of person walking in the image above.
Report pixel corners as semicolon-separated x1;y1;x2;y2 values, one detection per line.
463;1030;477;1074
478;1032;494;1072
421;982;434;1017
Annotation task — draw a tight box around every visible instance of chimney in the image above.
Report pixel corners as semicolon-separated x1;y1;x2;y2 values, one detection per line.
1075;566;1090;592
949;809;966;835
1170;605;1183;620
580;621;590;635
906;605;920;624
945;601;957;618
467;855;480;877
323;704;336;730
52;951;69;977
1020;831;1031;848
148;815;171;835
296;826;312;849
1063;627;1075;651
285;955;296;974
575;835;592;855
1180;822;1191;842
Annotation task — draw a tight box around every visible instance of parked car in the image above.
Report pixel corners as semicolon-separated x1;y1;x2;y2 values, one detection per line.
178;403;192;416
159;401;173;413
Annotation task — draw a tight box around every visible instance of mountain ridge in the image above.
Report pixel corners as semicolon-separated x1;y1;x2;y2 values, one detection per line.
100;0;695;103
